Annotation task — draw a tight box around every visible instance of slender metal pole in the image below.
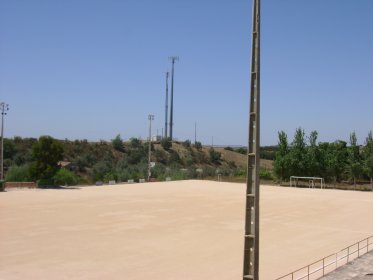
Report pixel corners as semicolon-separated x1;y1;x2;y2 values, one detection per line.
0;102;9;181
243;0;260;279
165;72;169;140
194;122;197;144
148;114;154;181
169;56;179;141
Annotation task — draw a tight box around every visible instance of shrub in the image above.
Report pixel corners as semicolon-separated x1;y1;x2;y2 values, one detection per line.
209;148;221;163
5;164;32;182
161;138;172;150
194;141;202;151
53;169;79;186
259;168;273;180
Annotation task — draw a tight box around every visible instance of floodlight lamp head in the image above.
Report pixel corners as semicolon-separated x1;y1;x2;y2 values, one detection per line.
168;56;179;62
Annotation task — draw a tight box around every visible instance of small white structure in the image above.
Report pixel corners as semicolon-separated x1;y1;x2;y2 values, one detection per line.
139;179;145;183
109;180;116;185
290;176;324;189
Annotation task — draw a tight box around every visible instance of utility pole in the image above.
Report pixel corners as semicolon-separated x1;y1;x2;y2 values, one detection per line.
164;72;169;140
169;56;179;141
1;102;9;181
147;114;154;182
243;0;261;279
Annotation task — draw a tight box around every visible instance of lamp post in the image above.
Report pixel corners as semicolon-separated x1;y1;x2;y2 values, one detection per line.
148;114;154;182
1;102;10;181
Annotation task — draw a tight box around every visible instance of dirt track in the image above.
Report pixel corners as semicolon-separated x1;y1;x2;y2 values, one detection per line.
1;180;373;279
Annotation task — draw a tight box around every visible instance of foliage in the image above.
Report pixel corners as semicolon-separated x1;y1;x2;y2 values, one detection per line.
53;169;79;186
5;164;32;182
182;140;191;148
362;131;373;189
346;132;363;186
161;138;172;150
259;168;273;180
111;134;125;152
194;141;202;151
209;148;221;163
273;131;291;182
224;146;234;151
30;136;64;180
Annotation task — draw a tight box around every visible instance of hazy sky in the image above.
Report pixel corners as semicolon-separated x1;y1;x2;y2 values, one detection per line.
1;0;372;146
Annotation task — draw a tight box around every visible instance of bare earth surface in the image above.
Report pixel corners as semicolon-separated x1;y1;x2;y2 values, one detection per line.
1;180;373;280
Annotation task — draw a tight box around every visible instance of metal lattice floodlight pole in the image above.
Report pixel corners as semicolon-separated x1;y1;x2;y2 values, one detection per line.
243;0;260;279
169;56;179;141
1;102;10;181
148;114;154;182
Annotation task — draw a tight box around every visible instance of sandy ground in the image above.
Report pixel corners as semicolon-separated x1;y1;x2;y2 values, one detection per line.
1;180;373;280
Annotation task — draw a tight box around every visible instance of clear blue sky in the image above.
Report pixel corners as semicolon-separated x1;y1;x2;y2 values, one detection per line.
1;0;372;146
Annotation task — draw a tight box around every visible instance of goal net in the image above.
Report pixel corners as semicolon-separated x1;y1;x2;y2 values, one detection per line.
290;176;325;189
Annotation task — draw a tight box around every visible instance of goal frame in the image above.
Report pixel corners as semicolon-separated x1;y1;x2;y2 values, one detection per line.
290;176;325;189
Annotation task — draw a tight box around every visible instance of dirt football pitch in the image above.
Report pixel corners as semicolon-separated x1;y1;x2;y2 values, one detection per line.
1;180;373;279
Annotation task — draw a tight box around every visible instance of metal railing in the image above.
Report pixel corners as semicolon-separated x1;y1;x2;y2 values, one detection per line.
276;235;373;280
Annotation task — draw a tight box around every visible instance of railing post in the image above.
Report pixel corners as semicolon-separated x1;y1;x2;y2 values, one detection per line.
347;246;350;262
308;265;310;280
323;258;325;276
358;241;360;257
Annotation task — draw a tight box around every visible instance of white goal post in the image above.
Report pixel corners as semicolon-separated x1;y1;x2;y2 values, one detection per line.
290;176;325;189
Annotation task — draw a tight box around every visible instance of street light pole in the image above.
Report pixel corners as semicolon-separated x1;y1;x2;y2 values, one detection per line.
1;102;10;181
148;114;154;182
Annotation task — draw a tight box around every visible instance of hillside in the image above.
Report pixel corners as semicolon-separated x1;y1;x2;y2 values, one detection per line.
3;137;274;185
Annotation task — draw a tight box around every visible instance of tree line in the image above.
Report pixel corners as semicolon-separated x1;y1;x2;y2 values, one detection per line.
273;128;373;189
3;135;241;186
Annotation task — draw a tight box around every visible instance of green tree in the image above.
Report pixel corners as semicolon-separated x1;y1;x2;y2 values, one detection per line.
111;134;125;152
289;128;307;176
362;131;373;190
346;132;363;187
30;136;64;180
273;131;291;182
324;140;348;184
306;130;321;177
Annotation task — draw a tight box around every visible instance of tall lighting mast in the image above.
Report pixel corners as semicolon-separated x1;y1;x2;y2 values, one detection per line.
164;72;169;140
243;0;261;279
169;56;179;141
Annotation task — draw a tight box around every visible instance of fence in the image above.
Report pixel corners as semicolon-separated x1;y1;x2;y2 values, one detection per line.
276;235;373;280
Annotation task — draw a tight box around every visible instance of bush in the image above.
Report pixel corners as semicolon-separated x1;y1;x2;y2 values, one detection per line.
182;140;191;148
259;168;273;180
161;138;172;150
53;169;79;186
194;141;202;151
37;179;55;188
209;148;221;163
5;164;32;182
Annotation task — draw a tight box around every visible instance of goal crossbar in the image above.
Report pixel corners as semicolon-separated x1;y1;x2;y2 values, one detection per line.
290;176;325;189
